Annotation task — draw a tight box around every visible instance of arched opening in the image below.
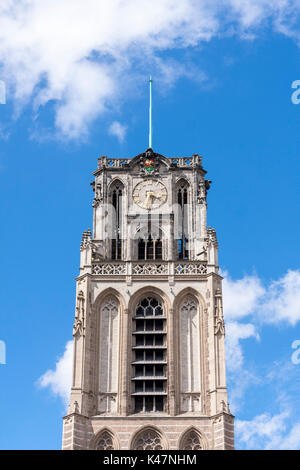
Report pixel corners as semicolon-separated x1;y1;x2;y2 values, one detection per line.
95;429;117;450
131;427;165;450
178;294;202;413
138;234;162;260
108;179;124;260
176;178;190;260
136;219;163;260
132;296;167;413
98;296;120;414
180;428;203;450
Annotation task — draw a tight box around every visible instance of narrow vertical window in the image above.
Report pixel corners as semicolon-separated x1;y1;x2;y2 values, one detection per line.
109;180;123;260
179;296;201;413
98;297;120;413
177;179;189;259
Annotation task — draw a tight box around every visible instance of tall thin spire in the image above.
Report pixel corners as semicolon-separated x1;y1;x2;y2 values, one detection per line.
149;76;153;149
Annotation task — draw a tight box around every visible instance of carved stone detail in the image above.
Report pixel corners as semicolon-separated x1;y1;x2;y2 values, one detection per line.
95;431;115;450
214;288;225;336
181;297;198;314
92;263;126;275
132;429;163;450
92;183;103;207
207;227;218;246
73;291;85;337
132;262;168;275
139;148;159;176
80;228;92;250
175;262;207;275
181;430;203;450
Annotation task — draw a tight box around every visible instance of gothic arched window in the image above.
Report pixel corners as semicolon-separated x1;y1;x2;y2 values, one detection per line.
179;296;201;412
138;234;162;260
136;215;163;260
132;297;166;413
176;179;189;259
180;429;202;450
98;297;120;413
109;180;123;260
95;430;115;450
132;428;164;450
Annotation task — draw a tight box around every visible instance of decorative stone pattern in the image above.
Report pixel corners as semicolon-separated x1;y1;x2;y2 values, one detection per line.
73;291;85;337
132;262;168;275
181;430;202;450
96;153;202;170
95;431;115;450
107;159;131;167
91;261;207;276
80;228;92;250
92;263;126;275
175;262;207;275
132;429;163;450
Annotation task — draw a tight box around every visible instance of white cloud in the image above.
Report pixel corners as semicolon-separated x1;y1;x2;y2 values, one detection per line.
1;1;300;138
278;421;300;449
109;120;127;143
261;270;300;326
236;410;290;449
222;270;263;377
223;269;300;326
222;269;300;414
237;408;300;450
222;270;265;321
222;269;300;376
226;321;259;372
37;340;73;408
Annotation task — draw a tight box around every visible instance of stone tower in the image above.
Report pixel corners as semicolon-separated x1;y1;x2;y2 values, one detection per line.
62;149;234;450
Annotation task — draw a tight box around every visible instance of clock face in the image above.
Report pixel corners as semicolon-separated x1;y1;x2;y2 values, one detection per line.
133;180;168;209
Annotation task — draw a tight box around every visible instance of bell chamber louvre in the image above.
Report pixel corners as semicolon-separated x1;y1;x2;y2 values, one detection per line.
132;296;167;413
63;150;234;450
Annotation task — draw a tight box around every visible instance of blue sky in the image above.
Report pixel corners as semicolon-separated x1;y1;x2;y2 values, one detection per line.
0;0;300;450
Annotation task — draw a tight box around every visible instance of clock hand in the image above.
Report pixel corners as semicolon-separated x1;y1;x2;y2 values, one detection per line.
151;192;163;199
144;192;152;209
144;191;164;209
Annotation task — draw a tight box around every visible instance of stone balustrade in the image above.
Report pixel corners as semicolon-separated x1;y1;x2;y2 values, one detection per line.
91;261;207;276
96;154;202;169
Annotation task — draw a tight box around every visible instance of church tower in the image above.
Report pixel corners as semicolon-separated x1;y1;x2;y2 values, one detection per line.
62;148;234;450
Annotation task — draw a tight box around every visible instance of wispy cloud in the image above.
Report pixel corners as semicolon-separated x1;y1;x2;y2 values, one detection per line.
261;270;300;326
37;340;73;408
222;270;266;322
237;407;300;450
226;321;260;372
109;120;127;143
236;410;291;449
1;1;300;138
